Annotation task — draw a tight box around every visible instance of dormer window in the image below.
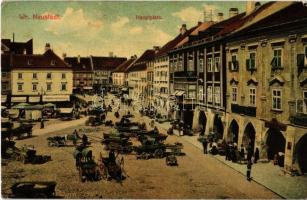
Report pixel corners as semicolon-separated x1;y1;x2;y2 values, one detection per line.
27;59;33;65
51;60;56;66
82;65;86;69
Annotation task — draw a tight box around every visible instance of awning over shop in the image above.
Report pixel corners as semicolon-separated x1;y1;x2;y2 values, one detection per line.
58;108;74;114
175;91;185;96
121;88;128;91
83;86;93;90
1;95;7;103
43;95;70;102
12;102;30;109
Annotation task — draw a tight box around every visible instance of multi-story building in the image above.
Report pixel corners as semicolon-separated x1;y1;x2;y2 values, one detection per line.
1;38;33;105
64;56;94;93
11;45;73;104
225;2;307;174
147;49;157;108
112;56;137;93
127;49;155;103
91;55;126;92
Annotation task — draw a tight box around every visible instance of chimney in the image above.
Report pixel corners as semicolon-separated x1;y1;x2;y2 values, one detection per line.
246;1;256;15
153;46;160;53
217;12;224;22
13;33;15;42
62;53;67;59
45;43;51;52
255;2;261;10
77;55;81;63
109;52;114;57
229;8;239;18
180;24;187;35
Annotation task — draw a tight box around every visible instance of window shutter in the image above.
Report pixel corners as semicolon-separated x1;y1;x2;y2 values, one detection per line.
297;54;305;68
235;61;239;71
228;61;232;71
271;57;277;68
246;59;250;70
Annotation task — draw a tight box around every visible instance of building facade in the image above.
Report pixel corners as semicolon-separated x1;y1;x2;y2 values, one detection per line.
64;56;94;93
225;2;307;174
11;48;73;104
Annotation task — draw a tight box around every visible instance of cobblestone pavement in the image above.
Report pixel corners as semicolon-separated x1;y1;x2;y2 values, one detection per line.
2;94;280;199
132;105;307;199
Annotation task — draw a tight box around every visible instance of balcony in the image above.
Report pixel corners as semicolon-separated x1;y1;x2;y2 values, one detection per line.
289;100;307;127
231;104;256;117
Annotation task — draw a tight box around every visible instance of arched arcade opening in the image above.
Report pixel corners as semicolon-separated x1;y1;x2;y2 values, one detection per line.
242;122;256;150
227;119;239;144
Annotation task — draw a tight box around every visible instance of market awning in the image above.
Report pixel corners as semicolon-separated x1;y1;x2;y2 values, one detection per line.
58;108;74;114
175;91;185;96
121;88;128;91
25;104;44;110
12;103;30;109
44;103;56;108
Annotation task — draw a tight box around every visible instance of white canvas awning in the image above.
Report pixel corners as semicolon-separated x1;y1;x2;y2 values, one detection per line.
175;91;185;96
59;108;74;114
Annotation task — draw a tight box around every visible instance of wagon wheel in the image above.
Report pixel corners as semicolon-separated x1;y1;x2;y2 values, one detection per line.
153;149;164;158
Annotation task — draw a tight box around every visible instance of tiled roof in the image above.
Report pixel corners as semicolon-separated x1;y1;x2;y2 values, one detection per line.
113;58;136;73
155;25;199;57
1;38;33;54
11;49;70;69
64;57;92;72
1;54;11;71
127;50;155;72
91;56;127;71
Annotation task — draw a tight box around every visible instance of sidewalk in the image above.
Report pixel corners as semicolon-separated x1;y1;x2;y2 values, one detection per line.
178;134;307;199
32;117;88;136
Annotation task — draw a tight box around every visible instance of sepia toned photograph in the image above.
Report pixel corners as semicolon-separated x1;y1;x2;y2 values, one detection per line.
1;0;307;199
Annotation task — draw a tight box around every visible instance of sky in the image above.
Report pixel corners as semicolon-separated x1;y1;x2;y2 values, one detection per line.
1;1;246;58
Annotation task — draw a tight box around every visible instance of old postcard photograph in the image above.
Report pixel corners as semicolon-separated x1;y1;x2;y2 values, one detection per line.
1;0;307;198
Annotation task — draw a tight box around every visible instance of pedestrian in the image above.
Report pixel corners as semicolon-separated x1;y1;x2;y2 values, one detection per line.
225;143;230;160
254;147;260;163
40;118;44;129
82;134;88;146
246;160;252;181
240;144;245;161
202;138;208;154
247;142;253;163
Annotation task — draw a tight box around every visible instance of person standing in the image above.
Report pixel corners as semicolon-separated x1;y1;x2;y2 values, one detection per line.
246;160;252;181
254;147;260;163
202;138;208;154
240;144;245;161
40;118;44;129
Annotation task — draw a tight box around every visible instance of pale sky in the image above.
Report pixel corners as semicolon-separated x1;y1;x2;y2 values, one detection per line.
2;1;246;58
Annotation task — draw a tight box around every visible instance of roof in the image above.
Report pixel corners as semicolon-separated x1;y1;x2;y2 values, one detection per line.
231;2;307;37
113;58;136;73
11;49;71;70
1;54;11;71
1;38;33;54
91;56;127;71
155;25;199;57
64;57;92;72
127;50;155;72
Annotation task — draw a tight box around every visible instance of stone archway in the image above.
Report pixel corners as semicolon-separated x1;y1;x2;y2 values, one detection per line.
198;111;207;132
265;127;286;160
242;122;256;150
213;114;224;140
295;133;307;174
227;119;239;144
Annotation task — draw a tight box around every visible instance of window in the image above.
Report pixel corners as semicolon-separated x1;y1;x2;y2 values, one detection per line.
214;57;220;72
62;73;66;79
188;59;194;71
32;84;37;91
272;89;282;110
271;49;282;69
249;88;256;106
232;87;238;103
214;87;221;105
2;72;7;78
247;52;256;70
27;59;33;65
17;83;23;91
207;57;213;72
188;85;196;99
303;91;307;113
33;73;37;79
199;85;204;101
230;54;238;71
178;59;183;71
51;60;56;65
61;83;67;91
47;73;52;79
199;59;204;73
18;73;23;79
47;83;52;91
207;86;212;103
